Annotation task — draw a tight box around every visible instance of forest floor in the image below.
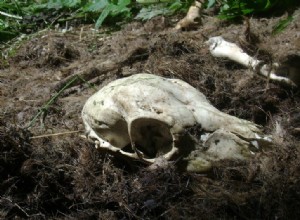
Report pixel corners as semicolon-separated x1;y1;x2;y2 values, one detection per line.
1;8;300;219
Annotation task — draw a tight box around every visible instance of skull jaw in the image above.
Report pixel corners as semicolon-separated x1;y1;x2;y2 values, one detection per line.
85;125;271;171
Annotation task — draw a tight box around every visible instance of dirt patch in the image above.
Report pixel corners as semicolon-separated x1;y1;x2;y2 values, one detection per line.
1;10;300;219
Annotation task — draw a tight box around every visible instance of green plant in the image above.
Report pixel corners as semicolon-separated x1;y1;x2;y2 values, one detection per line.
272;15;294;35
206;0;299;20
135;0;192;21
1;0;298;46
0;0;24;41
93;0;132;29
27;74;97;128
204;0;299;35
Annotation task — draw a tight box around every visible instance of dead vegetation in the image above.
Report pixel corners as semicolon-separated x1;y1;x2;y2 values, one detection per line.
1;9;300;219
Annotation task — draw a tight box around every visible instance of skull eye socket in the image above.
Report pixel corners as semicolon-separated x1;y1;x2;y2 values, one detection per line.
93;119;130;148
130;118;173;159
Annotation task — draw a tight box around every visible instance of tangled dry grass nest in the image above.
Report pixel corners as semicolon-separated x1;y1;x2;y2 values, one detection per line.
1;114;300;219
1;10;300;219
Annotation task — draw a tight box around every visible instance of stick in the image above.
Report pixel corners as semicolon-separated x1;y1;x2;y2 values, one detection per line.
30;130;82;139
0;11;22;20
0;197;29;218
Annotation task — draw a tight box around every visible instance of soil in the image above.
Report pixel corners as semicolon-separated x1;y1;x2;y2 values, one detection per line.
1;9;300;219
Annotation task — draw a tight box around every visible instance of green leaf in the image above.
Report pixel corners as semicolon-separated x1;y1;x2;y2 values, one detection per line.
272;15;293;35
135;4;170;20
61;0;82;8
95;4;113;29
113;0;131;14
45;0;81;9
168;1;182;11
206;0;216;9
136;0;172;4
0;19;8;29
83;0;109;12
94;0;131;28
118;0;131;7
264;0;271;10
241;8;254;15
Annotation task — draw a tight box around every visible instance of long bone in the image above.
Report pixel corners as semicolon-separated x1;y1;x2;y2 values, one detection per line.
206;36;296;86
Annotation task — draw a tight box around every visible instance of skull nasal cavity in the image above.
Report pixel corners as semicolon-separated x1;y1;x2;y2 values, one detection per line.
130;118;173;158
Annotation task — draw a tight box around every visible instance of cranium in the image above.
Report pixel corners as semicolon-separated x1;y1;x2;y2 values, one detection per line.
82;73;270;172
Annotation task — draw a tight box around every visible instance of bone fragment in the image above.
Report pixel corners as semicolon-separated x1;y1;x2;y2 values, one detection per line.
206;36;296;86
175;1;203;30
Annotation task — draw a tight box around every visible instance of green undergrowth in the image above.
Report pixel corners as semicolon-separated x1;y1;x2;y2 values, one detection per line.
207;0;300;34
207;0;299;20
0;0;299;46
0;0;193;42
0;0;192;61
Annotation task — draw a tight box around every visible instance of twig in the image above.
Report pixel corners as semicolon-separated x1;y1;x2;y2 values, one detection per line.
30;130;82;139
79;27;83;41
0;11;22;20
0;197;29;218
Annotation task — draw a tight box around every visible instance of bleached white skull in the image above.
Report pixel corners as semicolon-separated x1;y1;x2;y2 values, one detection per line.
82;73;270;172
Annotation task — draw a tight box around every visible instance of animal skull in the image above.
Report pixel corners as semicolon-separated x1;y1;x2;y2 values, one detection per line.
82;73;270;172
